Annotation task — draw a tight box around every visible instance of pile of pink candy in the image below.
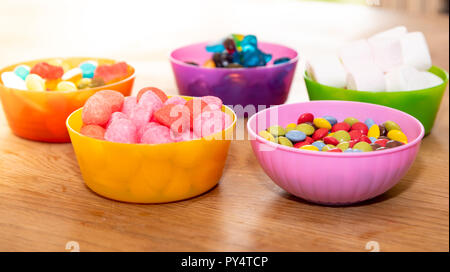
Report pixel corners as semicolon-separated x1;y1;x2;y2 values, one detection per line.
80;87;232;144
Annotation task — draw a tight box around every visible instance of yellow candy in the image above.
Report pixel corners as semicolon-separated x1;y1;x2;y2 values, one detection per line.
368;124;380;139
77;78;92;89
45;79;61;90
387;129;408;144
25;74;46;91
62;68;83;84
313;117;332;130
56;81;77;91
259;130;276;142
285;123;297;132
300;145;319;151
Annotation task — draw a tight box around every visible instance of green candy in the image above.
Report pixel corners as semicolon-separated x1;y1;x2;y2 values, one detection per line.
353;142;372;152
336;141;350;151
285;123;297;132
322;144;336;152
267;125;286;137
383;121;401;132
296;123;315;136
259;130;276;142
278;136;293;147
344;117;359;126
332;130;351;142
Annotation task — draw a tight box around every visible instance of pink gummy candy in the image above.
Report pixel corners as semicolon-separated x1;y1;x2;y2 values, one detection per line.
164;96;187;106
121;96;137;117
129;103;153;130
82;95;112;126
106;111;127;128
137;122;160;141
139;90;163;112
96;90;124;112
201;96;223;111
104;118;137;144
140;123;173;144
193;110;229;138
80;124;105;140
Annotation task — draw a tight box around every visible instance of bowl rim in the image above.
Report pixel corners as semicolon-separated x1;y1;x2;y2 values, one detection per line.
169;41;299;71
304;65;449;94
66;96;237;146
247;100;425;157
0;57;136;94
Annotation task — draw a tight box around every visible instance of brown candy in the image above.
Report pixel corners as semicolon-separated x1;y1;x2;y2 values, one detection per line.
386;140;403;148
375;147;389;151
370;143;382;151
378;135;389;140
184;61;198;66
379;124;387;136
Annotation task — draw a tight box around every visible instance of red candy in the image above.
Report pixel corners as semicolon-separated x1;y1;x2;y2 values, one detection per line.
104;118;137;144
331;122;350;132
323;136;339;146
297;113;314;124
137;87;168;103
80;125;105;140
327;148;342;152
359;135;372;144
154;104;190;133
351;122;369;135
305;137;314;144
349;139;359;148
96;90;124;112
94;62;128;83
82;95;112;126
294;141;310;148
375;138;389;147
30;62;64;80
312;128;329;141
349;130;363;140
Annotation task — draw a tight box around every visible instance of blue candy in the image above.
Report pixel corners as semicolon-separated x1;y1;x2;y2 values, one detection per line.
285;130;306;143
80;62;96;78
369;137;377;143
364;118;376;129
206;43;225;53
323;115;338;126
344;148;354;153
273;57;291;65
14;65;30;80
240;35;257;52
312;141;326;151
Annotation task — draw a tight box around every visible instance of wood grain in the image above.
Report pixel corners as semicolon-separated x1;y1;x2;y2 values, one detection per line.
0;1;448;252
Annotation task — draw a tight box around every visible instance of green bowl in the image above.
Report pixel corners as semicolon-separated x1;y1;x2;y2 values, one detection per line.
304;66;449;135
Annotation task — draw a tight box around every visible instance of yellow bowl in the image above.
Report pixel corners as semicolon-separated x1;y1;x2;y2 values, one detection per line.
66;97;236;203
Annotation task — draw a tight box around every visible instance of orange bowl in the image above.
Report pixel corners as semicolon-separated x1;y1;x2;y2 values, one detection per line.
0;57;135;142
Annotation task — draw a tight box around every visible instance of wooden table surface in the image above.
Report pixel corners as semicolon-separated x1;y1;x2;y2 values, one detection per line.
0;1;448;252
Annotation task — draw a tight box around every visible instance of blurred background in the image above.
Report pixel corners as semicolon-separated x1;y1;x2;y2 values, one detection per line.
0;0;448;102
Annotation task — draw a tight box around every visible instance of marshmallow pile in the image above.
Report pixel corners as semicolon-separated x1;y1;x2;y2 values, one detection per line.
307;26;443;92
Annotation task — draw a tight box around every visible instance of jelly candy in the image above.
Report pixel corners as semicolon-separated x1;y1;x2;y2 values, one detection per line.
77;78;92;89
30;62;64;80
273;57;291;65
14;65;30;80
107;111;127;128
56;81;77;91
104;118;137;144
94;62;128;83
140;123;173;144
121;96;137;117
80;124;105;140
1;72;27;90
82;95;112;126
25;74;46;91
129;103;154;130
137;87;168;103
80;61;97;78
154;104;190;133
201;95;223;111
164;96;187;106
96;90;124;112
285;130;306;143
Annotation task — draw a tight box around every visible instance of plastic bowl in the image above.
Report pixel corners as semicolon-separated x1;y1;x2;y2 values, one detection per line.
0;57;135;143
170;42;298;113
247;101;424;205
304;66;448;135
66;98;236;203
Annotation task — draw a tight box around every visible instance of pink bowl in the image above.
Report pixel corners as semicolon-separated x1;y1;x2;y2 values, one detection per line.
170;42;298;114
247;101;425;205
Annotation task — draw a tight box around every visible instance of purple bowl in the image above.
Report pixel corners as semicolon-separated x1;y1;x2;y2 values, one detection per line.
170;42;298;114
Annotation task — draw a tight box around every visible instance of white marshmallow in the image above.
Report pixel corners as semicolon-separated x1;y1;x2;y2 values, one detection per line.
339;39;374;72
368;26;408;41
306;56;347;88
1;72;27;90
62;67;83;81
385;65;443;91
400;32;432;71
369;37;403;73
346;65;386;92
